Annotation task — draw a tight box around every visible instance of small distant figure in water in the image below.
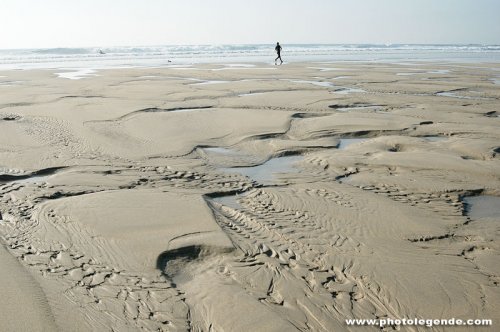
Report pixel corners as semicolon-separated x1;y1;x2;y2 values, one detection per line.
98;49;105;55
275;42;283;65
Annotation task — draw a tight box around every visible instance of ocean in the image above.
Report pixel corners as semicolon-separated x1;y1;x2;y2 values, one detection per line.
1;44;500;70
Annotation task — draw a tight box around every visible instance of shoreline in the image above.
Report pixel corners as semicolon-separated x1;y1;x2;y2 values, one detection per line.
2;45;500;71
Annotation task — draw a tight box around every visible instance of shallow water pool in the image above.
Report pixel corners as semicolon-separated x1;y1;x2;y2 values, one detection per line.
463;195;500;219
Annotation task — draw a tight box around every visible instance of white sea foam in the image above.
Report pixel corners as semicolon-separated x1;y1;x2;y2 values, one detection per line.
1;44;499;70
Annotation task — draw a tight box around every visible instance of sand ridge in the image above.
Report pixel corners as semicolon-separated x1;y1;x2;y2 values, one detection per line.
1;62;499;331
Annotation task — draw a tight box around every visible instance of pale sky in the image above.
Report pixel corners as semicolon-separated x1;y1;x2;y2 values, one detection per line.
1;0;499;49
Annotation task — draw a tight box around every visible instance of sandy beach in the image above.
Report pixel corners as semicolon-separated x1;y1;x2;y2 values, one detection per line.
1;62;499;331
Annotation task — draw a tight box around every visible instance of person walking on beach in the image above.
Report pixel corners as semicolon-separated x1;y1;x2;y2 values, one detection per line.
275;42;283;65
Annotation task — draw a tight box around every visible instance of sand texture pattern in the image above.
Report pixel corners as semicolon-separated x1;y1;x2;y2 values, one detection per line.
1;62;499;331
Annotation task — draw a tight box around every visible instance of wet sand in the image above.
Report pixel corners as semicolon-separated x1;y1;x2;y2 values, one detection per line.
1;62;499;331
